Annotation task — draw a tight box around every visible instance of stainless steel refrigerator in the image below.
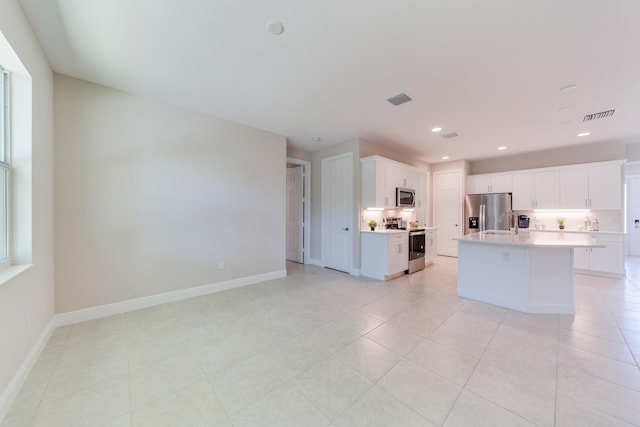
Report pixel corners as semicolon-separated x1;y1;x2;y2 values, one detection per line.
464;193;513;234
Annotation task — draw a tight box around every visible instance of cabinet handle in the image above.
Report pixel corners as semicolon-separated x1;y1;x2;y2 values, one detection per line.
585;199;589;208
384;196;388;206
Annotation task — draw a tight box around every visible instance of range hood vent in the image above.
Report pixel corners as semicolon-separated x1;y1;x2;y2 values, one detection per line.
441;132;460;139
582;109;615;122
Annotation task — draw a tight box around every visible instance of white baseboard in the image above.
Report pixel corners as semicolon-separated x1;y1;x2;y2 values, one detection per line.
55;269;287;326
0;318;56;423
0;269;287;422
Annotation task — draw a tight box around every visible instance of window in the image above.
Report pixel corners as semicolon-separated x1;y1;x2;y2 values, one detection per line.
0;65;9;266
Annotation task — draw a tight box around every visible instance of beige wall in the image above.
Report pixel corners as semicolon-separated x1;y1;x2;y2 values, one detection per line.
286;146;312;162
0;0;55;407
54;75;286;313
626;142;640;163
359;140;430;171
470;141;626;174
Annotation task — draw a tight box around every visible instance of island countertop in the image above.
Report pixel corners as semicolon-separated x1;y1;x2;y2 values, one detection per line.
454;230;605;248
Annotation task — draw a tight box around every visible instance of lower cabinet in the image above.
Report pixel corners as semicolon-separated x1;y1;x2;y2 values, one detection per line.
425;229;437;265
573;233;624;277
361;232;408;281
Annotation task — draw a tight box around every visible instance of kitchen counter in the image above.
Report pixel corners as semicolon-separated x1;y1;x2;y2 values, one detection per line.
526;228;625;235
454;230;604;314
361;229;408;234
455;230;604;248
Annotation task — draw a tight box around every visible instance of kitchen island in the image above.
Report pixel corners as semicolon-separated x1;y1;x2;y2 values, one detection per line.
454;230;604;314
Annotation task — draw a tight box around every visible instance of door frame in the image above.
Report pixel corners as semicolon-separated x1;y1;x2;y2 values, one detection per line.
286;157;311;264
433;168;463;257
625;173;640;256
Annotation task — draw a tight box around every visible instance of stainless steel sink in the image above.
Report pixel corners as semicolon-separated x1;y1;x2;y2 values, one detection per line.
482;230;513;235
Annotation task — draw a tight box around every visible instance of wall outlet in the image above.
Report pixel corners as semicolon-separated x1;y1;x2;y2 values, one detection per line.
218;261;225;270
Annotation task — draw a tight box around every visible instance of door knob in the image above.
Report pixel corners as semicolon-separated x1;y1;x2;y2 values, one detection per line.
343;227;349;231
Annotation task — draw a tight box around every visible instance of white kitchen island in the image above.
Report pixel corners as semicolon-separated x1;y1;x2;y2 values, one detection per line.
454;230;604;314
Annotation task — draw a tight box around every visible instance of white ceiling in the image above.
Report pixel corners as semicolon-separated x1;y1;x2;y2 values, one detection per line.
17;0;640;163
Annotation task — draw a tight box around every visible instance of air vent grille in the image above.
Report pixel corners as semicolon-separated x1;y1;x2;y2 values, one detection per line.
387;93;412;106
582;109;615;122
442;132;460;139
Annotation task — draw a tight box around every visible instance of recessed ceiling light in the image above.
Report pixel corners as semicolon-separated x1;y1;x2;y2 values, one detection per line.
442;156;450;160
560;84;577;92
431;127;442;132
312;137;321;142
558;106;572;112
266;20;285;35
561;120;573;126
577;132;591;137
497;146;507;150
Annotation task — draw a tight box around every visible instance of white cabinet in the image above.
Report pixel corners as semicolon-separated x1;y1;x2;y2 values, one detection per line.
361;157;394;208
573;233;624;277
361;156;426;209
425;228;437;265
361;232;409;281
560;163;622;210
415;172;428;225
588;164;622;210
512;171;559;210
467;173;512;194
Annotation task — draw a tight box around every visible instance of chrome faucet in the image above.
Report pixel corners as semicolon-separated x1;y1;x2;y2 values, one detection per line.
503;211;518;235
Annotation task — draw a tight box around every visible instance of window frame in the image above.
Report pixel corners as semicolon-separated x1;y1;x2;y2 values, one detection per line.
0;65;11;268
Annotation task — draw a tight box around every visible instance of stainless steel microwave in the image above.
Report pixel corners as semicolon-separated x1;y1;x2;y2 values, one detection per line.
396;187;416;208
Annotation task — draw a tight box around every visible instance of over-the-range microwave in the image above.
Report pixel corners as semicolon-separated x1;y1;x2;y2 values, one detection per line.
396;187;416;208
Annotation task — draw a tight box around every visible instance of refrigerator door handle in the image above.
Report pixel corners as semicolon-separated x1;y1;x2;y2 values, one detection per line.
480;204;485;232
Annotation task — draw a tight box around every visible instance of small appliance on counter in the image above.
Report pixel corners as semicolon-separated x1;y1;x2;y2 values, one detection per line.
518;215;530;229
383;216;407;230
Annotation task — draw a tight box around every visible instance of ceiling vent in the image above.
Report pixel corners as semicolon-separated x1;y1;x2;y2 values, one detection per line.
582;109;615;122
441;132;460;139
387;93;412;106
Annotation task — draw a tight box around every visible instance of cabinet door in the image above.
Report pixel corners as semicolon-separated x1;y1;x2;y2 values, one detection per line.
388;235;408;274
589;165;622;210
534;171;559;209
560;168;589;209
588;237;623;274
415;173;428;225
384;164;400;207
490;173;513;193
467;175;490;194
512;174;534;210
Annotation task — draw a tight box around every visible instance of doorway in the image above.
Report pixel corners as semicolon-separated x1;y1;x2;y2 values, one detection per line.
434;169;463;257
286;158;311;264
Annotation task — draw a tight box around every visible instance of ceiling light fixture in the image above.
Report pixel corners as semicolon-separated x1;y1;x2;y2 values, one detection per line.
558;106;572;112
266;20;285;35
312;137;321;142
442;156;450;160
497;146;507;150
561;121;573;126
431;127;442;132
577;132;591;137
560;84;577;92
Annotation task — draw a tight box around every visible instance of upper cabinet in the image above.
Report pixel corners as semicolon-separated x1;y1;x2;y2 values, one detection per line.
467;172;512;194
470;160;623;212
361;156;427;211
560;163;622;210
512;170;559;210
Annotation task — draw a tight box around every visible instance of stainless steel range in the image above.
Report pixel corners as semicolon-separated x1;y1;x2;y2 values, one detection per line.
408;228;426;273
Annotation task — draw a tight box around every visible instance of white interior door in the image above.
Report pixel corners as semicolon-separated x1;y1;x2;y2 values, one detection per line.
286;166;304;263
322;153;353;273
629;176;640;256
434;170;462;257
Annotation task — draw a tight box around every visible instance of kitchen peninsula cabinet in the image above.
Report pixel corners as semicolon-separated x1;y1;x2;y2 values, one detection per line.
573;233;624;277
361;230;408;281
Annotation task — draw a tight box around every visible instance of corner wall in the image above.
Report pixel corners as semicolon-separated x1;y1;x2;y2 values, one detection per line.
0;0;55;412
54;75;286;313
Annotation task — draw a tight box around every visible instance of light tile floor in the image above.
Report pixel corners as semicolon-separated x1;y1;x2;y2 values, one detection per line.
3;256;640;427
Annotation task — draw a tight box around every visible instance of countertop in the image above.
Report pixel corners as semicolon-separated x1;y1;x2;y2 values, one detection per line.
361;227;437;234
454;230;605;248
525;228;625;235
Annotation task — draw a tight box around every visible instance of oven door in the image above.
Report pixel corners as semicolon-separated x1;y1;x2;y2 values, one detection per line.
409;232;426;261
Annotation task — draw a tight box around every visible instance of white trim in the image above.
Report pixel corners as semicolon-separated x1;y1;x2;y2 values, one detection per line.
0;318;55;423
55;269;287;326
308;257;324;267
